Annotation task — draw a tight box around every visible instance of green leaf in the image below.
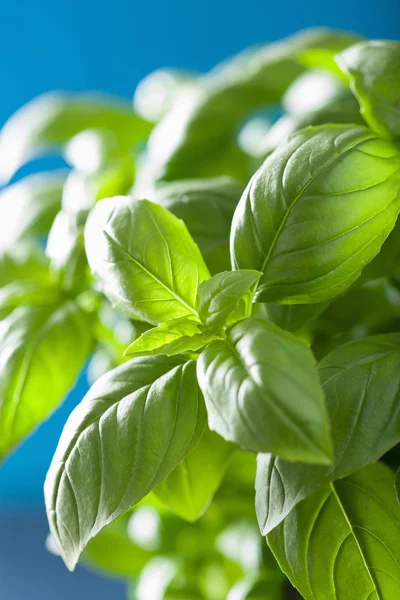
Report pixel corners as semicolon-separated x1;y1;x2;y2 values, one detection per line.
396;468;400;504
61;163;131;215
0;301;93;459
0;280;62;320
0;171;65;248
151;177;244;274
44;356;206;571
267;462;400;599
0;92;152;184
264;302;329;340
337;41;400;139
256;334;400;534
258;92;365;158
85;197;210;324
313;280;400;358
0;244;60;319
197;270;262;331
296;30;363;76
0;242;53;287
231;125;400;304
83;513;153;578
361;217;400;281
197;317;332;463
154;428;233;522
144;29;358;185
46;210;89;293
124;317;215;357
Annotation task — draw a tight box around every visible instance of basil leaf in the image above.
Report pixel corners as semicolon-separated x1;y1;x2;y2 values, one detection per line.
313;280;400;359
0;92;152;184
85;197;209;324
0;280;62;320
0;244;59;318
62;159;134;216
46;210;89;293
154;428;233;522
266;302;329;340
256;334;400;534
0;242;53;287
124;317;215;357
145;29;358;184
0;301;93;460
197;270;262;331
268;462;400;600
361;217;400;281
258;95;365;157
231;125;400;304
44;357;206;570
337;41;400;139
151;177;244;274
0;171;65;248
197;317;332;463
296;30;363;76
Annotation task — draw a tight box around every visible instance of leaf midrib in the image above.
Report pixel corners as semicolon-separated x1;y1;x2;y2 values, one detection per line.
103;229;199;319
330;481;382;600
225;334;330;460
258;130;378;278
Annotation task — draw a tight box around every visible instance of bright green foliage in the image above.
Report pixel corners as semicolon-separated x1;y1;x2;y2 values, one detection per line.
0;242;54;287
144;28;360;184
0;172;65;249
256;334;400;533
85;197;210;323
231;125;400;304
337;41;400;139
197;318;332;463
396;468;400;503
268;462;400;600
196;270;262;331
124;317;215;357
0;301;93;459
0;26;399;600
151;177;244;273
45;357;206;570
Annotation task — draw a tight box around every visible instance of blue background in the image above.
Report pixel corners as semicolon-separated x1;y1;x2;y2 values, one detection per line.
0;1;399;598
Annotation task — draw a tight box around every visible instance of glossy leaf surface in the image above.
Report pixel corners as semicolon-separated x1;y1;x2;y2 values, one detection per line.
337;41;400;139
231;125;400;304
197;317;332;463
256;334;400;534
0;301;93;459
85;197;209;323
197;270;261;331
268;462;400;600
124;317;214;357
45;357;206;570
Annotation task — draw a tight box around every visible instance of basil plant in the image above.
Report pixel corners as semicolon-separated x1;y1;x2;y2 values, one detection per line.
1;27;400;600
